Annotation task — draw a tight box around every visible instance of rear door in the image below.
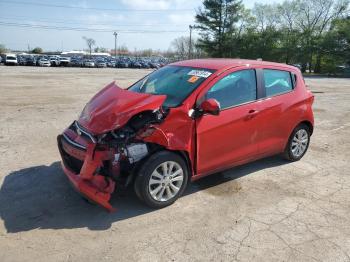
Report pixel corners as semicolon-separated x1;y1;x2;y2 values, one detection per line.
195;68;261;176
257;68;297;156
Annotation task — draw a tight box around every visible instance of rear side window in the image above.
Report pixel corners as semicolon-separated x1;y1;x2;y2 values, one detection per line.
263;69;293;97
206;69;257;109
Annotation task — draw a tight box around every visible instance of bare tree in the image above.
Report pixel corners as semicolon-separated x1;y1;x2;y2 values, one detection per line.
293;0;349;71
171;36;205;59
171;36;189;59
252;3;279;32
82;37;96;57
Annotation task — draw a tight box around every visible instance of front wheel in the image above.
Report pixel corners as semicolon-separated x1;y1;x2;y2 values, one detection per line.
283;124;311;161
134;151;188;208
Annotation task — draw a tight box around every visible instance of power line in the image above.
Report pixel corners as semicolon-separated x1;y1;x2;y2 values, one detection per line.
0;0;194;12
0;15;188;27
0;21;187;33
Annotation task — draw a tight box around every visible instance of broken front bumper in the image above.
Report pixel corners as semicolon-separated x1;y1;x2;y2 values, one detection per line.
57;127;117;212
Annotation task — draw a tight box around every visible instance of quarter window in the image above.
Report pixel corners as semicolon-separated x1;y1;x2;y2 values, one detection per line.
206;70;257;109
263;69;293;97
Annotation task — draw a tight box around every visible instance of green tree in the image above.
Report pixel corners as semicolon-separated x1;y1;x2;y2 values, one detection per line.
293;0;348;72
277;1;302;64
195;0;243;57
31;47;43;54
333;17;350;62
94;47;108;53
319;17;350;73
0;44;7;54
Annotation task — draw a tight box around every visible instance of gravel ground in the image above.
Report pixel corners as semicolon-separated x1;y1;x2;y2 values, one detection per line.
0;66;350;262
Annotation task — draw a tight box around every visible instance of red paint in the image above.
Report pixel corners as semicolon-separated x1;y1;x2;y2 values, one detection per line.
78;82;166;135
58;59;314;211
199;99;221;115
61;162;116;212
58;135;116;212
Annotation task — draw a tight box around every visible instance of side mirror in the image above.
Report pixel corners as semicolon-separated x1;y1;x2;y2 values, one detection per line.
199;99;221;116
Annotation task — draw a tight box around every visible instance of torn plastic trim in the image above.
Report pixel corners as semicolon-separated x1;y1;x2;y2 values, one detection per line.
74;121;96;143
62;133;87;150
58;134;118;212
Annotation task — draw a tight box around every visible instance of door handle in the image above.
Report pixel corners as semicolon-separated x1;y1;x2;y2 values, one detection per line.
246;109;259;119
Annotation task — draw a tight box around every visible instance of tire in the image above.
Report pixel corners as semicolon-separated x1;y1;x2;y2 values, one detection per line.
134;151;188;209
283;124;311;161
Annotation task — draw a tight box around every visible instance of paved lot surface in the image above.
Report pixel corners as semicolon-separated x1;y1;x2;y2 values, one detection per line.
0;66;350;262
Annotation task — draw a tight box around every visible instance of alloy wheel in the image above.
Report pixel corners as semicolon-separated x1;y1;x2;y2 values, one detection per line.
291;129;309;158
148;161;184;202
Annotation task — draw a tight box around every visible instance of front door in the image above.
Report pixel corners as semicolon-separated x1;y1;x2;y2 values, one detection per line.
195;69;260;176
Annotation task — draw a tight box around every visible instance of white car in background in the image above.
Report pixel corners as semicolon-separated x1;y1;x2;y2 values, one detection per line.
59;57;70;66
38;58;51;67
49;56;60;66
84;59;95;67
5;54;18;65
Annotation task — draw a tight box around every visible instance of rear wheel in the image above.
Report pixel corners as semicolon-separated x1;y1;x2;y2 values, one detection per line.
134;151;188;208
283;124;310;161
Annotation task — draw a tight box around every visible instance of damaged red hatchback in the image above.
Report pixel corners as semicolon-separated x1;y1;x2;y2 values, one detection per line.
57;59;314;211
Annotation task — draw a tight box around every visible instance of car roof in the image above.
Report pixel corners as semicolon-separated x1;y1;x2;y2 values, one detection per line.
171;59;296;71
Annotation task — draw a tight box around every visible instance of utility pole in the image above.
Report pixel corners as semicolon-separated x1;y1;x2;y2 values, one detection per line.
188;25;197;59
113;32;118;60
189;25;193;59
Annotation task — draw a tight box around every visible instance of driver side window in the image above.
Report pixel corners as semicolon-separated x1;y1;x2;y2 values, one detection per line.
206;69;257;109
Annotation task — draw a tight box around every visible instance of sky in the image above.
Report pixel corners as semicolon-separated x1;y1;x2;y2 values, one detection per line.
0;0;282;52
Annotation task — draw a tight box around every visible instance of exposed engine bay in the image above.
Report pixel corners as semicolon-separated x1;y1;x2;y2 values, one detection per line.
57;83;194;212
57;107;169;212
95;108;168;181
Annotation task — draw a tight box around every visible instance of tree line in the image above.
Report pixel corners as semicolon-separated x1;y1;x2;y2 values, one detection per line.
173;0;350;73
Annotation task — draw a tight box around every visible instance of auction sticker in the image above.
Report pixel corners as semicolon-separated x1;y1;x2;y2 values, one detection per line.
188;75;200;83
187;70;212;78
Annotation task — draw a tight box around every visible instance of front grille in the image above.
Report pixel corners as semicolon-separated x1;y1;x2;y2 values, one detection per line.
58;135;84;174
62;149;84;174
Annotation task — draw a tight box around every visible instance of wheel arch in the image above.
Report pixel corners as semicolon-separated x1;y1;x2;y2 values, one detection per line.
172;150;193;180
127;145;193;186
298;120;314;135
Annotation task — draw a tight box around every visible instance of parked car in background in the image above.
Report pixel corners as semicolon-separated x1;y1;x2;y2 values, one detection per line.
17;55;26;66
5;54;18;65
131;60;142;69
59;57;70;67
117;59;129;68
107;60;116;68
38;58;51;67
50;56;60;66
95;59;107;68
25;56;36;66
150;62;160;69
57;59;314;212
83;59;95;68
70;57;82;67
35;56;46;66
291;64;302;70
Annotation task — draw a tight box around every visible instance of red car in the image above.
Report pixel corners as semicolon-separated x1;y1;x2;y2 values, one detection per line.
57;59;314;211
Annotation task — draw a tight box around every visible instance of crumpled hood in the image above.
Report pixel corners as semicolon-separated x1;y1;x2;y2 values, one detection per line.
78;82;166;134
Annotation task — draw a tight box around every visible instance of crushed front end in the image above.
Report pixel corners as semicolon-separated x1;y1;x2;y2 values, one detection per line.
57;83;192;211
57;121;118;212
57;110;165;212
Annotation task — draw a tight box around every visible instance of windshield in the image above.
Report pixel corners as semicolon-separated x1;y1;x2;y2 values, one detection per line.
129;65;215;107
7;56;16;60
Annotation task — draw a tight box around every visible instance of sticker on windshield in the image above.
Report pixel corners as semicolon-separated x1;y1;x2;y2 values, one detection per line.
187;70;212;78
188;75;200;83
